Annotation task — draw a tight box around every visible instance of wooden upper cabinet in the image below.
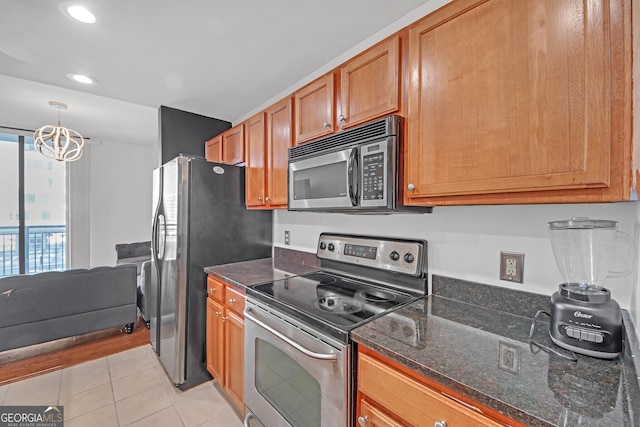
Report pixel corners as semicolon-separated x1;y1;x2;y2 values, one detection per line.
338;35;400;129
266;97;294;208
405;0;632;205
205;135;222;163
294;73;335;144
245;98;293;210
245;113;267;208
222;124;245;165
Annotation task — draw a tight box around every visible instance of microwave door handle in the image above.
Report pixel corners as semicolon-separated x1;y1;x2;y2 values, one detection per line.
348;148;358;206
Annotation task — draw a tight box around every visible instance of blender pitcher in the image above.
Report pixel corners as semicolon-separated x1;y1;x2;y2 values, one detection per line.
547;217;636;289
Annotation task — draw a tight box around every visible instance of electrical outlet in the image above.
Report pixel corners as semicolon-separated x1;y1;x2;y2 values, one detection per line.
500;252;524;283
284;230;290;245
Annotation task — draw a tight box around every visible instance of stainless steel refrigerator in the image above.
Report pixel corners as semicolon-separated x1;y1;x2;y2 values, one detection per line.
150;155;272;390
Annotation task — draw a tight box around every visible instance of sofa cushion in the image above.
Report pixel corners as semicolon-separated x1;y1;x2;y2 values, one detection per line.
0;264;136;329
116;255;150;274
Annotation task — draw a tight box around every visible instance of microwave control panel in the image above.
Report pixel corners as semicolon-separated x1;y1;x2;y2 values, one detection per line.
360;140;391;207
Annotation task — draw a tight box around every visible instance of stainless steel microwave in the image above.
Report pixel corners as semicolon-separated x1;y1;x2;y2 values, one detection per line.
288;115;429;213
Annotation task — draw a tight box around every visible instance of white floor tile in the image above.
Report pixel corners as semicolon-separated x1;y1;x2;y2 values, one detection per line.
197;406;244;427
0;384;7;404
126;406;185;427
65;403;119;427
115;383;172;426
59;382;114;420
6;369;61;395
171;383;231;427
108;348;159;382
4;379;60;406
112;366;163;402
60;358;111;396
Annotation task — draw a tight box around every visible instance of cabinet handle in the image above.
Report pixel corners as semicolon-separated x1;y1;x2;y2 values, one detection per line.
339;114;346;122
229;298;236;304
434;421;448;427
222;316;227;321
215;311;221;316
357;415;368;426
209;288;216;293
407;183;415;191
257;196;263;201
323;121;331;128
265;197;270;202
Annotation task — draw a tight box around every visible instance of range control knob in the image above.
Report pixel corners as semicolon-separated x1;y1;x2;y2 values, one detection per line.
390;251;400;261
319;242;327;250
328;243;335;252
404;253;415;263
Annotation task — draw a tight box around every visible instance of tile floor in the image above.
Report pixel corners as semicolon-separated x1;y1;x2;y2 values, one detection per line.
0;344;243;427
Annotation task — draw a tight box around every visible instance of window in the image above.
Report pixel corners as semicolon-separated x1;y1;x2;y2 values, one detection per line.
0;133;67;277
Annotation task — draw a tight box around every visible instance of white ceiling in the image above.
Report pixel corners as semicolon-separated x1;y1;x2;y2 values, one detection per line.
0;0;443;146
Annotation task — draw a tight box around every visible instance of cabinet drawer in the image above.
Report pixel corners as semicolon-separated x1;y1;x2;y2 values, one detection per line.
358;353;502;427
207;276;225;302
225;285;245;317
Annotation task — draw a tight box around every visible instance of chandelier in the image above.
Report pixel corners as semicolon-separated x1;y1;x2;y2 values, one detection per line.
34;101;85;162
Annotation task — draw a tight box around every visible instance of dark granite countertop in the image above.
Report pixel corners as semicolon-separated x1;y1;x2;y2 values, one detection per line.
352;276;640;427
204;248;320;291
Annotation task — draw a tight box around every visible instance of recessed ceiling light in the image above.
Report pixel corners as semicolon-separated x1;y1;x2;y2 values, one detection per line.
59;2;101;25
66;5;96;24
67;73;96;84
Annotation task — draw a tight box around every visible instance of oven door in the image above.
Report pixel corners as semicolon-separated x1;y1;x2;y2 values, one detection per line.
288;146;358;210
244;299;350;427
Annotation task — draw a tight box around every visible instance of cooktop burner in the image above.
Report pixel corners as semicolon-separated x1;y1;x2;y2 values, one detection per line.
314;295;364;314
251;271;414;330
355;289;397;303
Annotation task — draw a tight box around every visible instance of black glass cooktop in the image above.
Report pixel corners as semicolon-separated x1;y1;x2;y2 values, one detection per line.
251;272;414;331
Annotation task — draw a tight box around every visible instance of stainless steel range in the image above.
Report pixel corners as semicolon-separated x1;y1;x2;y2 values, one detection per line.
243;233;428;427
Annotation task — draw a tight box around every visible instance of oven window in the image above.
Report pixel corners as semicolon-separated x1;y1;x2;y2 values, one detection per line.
256;338;321;427
292;161;347;200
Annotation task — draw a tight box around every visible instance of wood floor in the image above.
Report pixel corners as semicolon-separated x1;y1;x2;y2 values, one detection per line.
0;316;150;386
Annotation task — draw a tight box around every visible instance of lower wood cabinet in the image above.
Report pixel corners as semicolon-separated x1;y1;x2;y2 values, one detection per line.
357;348;522;427
206;275;245;413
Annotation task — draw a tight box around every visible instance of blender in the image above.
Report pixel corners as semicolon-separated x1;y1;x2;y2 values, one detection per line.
547;217;636;359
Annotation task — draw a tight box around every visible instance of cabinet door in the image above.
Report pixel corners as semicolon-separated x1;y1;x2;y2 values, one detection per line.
245;113;267;208
339;35;400;129
205;135;222;163
359;352;503;427
359;399;405;427
206;297;225;383
294;73;334;144
266;97;293;208
225;284;245;317
224;310;245;413
207;275;225;303
406;0;629;205
223;124;245;165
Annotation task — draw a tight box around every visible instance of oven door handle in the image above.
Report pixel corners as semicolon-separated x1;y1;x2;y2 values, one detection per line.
245;308;338;361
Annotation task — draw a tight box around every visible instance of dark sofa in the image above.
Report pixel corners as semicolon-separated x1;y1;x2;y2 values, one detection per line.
115;241;151;327
0;264;137;353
